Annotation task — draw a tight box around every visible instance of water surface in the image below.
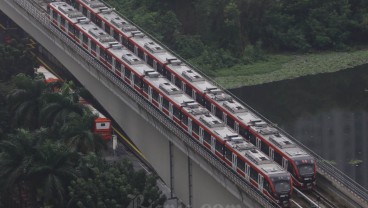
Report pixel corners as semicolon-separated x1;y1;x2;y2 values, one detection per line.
230;65;368;189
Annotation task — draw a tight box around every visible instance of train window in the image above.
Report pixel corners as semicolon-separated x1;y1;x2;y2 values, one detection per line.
181;114;188;126
249;134;256;145
134;75;142;87
250;167;258;181
175;77;182;89
203;130;211;144
106;53;112;65
100;50;106;60
287;163;297;178
91;41;96;52
142;82;149;93
152;90;159;102
239;126;249;138
122;37;128;47
82;34;88;45
147;56;153;67
125;68;131;78
185;86;193;98
82;7;87;16
196;94;205;106
263;180;271;193
157;64;163;74
224;147;232;161
68;24;75;35
127;42;134;51
113;30;119;40
227;116;235;129
138;49;144;59
261;140;269;155
237;157;245;171
173;106;181;119
192;121;199;135
52;11;57;19
215;140;224;153
115;61;121;71
215;106;223;119
60;18;65;27
162;98;170;110
95;18;102;27
205;101;212;112
274;151;282;165
105;24;110;34
162;67;168;77
166;70;171;81
90;14;96;23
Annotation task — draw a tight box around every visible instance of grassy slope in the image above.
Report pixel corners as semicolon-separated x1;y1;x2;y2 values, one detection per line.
213;49;368;89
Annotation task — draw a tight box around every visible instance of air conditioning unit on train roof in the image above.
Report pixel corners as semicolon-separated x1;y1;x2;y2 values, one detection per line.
182;70;205;82
77;17;90;24
131;31;145;38
144;70;160;78
99;7;112;14
166;58;182;66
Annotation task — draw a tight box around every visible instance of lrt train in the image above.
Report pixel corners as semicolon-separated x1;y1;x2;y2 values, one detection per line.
66;0;316;189
47;2;293;206
36;66;113;140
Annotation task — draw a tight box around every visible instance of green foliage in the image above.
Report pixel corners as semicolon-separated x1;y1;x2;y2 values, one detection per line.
0;40;37;81
67;158;166;208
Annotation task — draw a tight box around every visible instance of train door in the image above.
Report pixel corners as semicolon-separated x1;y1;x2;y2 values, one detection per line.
235;122;239;133
245;164;250;181
144;53;148;62
130;73;134;87
148;87;152;102
211;104;216;114
258;174;264;192
223;113;227;125
169;103;173;119
192;91;196;100
57;14;61;26
210;136;215;153
121;65;125;79
199;127;204;144
86;10;91;19
182;83;186;92
96;46;100;58
188;118;192;134
269;148;274;160
159;95;163;111
171;74;175;83
256;137;261;149
134;46;138;56
282;157;288;169
232;153;237;170
153;60;157;70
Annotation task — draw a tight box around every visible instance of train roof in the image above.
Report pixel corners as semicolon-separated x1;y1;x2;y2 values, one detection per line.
72;0;314;164
227;139;286;176
50;1;291;179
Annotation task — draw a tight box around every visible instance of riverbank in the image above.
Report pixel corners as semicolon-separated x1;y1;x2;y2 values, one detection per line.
213;49;368;89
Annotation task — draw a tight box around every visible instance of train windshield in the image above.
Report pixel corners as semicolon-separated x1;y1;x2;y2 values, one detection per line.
273;180;291;193
297;164;314;176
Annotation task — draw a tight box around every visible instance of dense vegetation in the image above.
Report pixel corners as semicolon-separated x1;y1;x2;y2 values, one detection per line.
0;41;166;208
105;0;368;74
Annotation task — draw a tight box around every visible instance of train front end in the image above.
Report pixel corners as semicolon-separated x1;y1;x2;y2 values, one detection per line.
270;174;292;207
295;157;316;190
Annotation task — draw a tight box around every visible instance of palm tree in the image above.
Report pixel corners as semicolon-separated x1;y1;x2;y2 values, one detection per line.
59;111;106;155
6;74;49;130
0;129;40;207
28;142;78;207
39;92;84;131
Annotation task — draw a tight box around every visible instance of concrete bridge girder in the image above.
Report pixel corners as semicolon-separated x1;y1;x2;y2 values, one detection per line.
0;1;270;207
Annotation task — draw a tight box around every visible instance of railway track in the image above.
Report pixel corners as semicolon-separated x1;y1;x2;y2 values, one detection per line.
291;188;341;208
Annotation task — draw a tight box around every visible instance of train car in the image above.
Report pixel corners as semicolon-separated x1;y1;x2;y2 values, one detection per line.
36;65;113;140
47;2;292;206
67;0;316;189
